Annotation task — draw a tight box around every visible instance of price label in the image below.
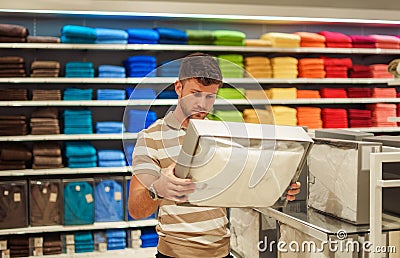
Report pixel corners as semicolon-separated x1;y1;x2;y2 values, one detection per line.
42;188;47;194
3;190;8;196
14;193;21;202
49;193;57;203
85;194;93;203
114;192;122;201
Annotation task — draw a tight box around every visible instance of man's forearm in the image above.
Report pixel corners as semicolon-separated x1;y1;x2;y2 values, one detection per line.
128;176;159;219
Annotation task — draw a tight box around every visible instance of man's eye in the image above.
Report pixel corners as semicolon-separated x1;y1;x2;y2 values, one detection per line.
206;95;215;99
193;92;202;97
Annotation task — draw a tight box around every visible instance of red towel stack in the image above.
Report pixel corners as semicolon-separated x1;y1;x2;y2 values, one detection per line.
369;64;393;78
349;65;372;78
322;57;353;78
294;32;326;47
371;88;397;98
297;107;323;129
398;103;400;126
319;31;352;48
346;88;372;98
298;58;325;78
320;88;347;98
369;35;400;49
367;104;398;127
349;35;376;48
322;108;348;128
348;109;372;128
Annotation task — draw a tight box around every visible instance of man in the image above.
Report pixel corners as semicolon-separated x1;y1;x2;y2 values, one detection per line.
128;53;301;258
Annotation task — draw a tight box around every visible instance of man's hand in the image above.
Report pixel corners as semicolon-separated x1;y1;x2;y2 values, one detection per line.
286;182;301;201
153;163;196;202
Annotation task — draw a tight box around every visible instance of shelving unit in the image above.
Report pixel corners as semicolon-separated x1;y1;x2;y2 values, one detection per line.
37;248;157;258
0;166;130;177
0;133;137;141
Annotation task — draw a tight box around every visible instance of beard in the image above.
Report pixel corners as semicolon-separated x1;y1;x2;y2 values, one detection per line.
179;101;208;120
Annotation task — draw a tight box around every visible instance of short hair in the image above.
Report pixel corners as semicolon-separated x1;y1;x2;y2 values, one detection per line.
178;52;223;86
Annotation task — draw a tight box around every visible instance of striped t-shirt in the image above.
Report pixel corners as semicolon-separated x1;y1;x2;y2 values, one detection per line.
132;111;230;257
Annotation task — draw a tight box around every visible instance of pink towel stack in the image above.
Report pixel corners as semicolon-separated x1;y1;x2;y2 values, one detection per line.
369;64;394;78
322;57;353;78
369;35;400;49
367;104;398;127
349;65;372;78
349;35;376;48
348;109;372;128
371;88;397;98
319;31;352;48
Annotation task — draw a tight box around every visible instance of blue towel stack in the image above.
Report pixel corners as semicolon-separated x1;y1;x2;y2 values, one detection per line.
140;228;158;248
97;149;126;167
124;143;134;166
98;65;126;78
63;110;93;134
126;178;156;220
94;179;124;222
63;88;93;100
158;60;181;77
95;28;128;44
74;232;94;253
97;89;126;100
157;90;178;99
126;28;160;44
126;109;157;133
65;142;97;168
61;25;97;44
95;122;125;134
65;62;95;78
154;28;188;44
106;229;126;250
126;88;157;100
123;56;156;77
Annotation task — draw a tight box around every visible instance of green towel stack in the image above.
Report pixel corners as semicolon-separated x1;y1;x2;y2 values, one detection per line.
211;110;244;122
218;54;244;78
186;30;214;45
217;88;245;99
213;30;246;46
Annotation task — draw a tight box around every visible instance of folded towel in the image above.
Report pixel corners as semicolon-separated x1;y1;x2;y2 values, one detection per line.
95;28;128;40
0;24;28;37
157;90;178;99
66;62;94;69
186;30;214;41
97;150;125;161
154;27;188;41
96;122;125;133
125;55;156;64
261;33;300;48
213;30;246;42
319;31;351;43
126;109;157;132
245;39;272;47
126;28;160;42
97;89;126;100
98;65;125;73
65;142;96;157
62;25;97;40
27;36;60;43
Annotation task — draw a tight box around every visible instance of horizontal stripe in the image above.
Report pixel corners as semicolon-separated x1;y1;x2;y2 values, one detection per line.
162;226;230;239
132;163;160;173
160;205;219;216
157;145;182;160
158;217;227;233
160;208;226;224
145;128;185;140
133;146;158;158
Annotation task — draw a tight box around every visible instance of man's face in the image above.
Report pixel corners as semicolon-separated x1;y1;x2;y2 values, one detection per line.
175;78;219;120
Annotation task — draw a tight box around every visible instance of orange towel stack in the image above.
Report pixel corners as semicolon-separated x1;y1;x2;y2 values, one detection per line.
367;104;398;127
268;88;297;99
369;35;400;49
271;57;298;78
297;107;323;129
296;90;321;98
371;88;397;98
244;57;272;78
294;32;326;48
369;64;394;78
298;58;325;78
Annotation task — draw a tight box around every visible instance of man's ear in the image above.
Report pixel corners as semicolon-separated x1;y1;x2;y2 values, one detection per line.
174;80;183;98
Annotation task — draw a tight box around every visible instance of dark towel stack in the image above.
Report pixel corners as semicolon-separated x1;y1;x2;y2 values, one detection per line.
154;27;188;45
123;56;156;77
321;108;348;128
186;29;214;45
0;56;26;77
9;236;30;257
349;65;372;78
32;89;62;100
30;61;60;77
30;108;60;135
0;143;32;170
65;142;97;168
140;228;158;248
61;25;96;44
0;115;27;136
63;110;93;134
0;89;28;100
0;24;28;43
346;88;372;98
65;62;94;78
157;90;178;99
106;229;126;250
43;234;62;255
348;109;372;128
32;142;63;169
27;36;60;43
126;28;160;44
349;35;376;48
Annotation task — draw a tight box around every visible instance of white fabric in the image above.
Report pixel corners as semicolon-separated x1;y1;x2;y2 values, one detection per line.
308;144;358;222
187;137;305;207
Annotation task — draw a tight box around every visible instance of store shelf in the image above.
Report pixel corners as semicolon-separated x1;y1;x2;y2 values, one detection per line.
0;77;395;84
0;133;137;141
310;127;400;133
38;248;157;258
0;166;131;177
0;220;158;235
2;43;400;54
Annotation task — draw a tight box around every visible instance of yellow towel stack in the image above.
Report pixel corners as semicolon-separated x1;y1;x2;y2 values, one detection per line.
269;88;297;99
260;33;301;48
271;57;298;79
245;90;270;99
244;57;272;78
272;106;297;126
243;108;274;124
245;39;272;47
